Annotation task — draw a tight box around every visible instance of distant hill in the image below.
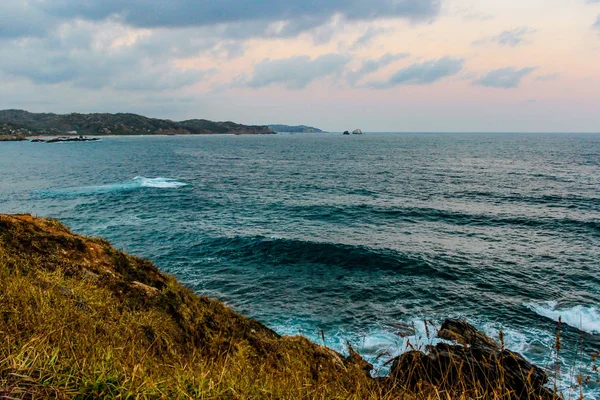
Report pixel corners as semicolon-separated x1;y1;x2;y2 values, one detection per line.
0;110;273;136
268;124;324;133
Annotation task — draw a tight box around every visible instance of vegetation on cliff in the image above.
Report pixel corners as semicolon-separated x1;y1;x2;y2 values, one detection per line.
0;123;30;140
0;215;593;399
0;110;273;136
0;215;385;399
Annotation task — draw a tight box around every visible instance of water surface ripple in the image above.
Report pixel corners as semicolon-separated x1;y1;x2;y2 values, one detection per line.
1;133;599;396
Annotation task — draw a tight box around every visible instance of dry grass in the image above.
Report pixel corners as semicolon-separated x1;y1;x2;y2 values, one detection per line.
0;214;597;399
0;214;393;399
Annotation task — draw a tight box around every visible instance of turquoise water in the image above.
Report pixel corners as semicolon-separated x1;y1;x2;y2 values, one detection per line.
1;133;599;395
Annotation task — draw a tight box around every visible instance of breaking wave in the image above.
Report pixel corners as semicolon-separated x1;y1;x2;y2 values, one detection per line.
36;176;188;196
526;301;600;334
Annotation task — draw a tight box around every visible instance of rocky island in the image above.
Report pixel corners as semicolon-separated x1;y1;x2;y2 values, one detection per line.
0;214;561;399
0;109;274;137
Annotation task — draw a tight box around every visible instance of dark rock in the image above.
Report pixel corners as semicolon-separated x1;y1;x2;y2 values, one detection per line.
438;318;499;352
389;321;417;338
346;342;373;377
35;136;100;143
389;319;555;399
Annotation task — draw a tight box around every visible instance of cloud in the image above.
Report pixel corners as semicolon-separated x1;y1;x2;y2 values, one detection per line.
0;0;442;41
367;56;465;88
247;54;351;89
535;73;559;82
351;27;393;50
594;15;600;31
0;2;57;38
38;0;442;31
0;21;214;91
474;27;536;47
474;67;536;88
347;53;410;85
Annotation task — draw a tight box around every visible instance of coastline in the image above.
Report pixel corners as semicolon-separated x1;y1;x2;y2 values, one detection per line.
0;214;563;399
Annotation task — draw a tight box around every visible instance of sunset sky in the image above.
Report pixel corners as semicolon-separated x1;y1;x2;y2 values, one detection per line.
1;0;599;132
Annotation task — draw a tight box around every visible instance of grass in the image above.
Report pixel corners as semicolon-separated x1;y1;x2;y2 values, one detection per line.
0;214;597;399
0;214;391;399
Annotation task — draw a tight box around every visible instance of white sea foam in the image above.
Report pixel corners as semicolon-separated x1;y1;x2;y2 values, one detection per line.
38;176;188;196
526;301;600;334
273;318;599;398
272;319;448;375
133;176;187;189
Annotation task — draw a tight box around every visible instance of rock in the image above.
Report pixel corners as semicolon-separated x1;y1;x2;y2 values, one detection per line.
346;342;373;376
438;318;499;352
34;136;100;143
130;281;160;298
389;319;554;399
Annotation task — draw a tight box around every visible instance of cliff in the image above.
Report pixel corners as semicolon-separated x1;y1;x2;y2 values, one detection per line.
0;215;559;399
0;215;383;399
0;110;274;136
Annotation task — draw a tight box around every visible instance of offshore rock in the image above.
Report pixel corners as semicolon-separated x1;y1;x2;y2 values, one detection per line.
389;319;554;399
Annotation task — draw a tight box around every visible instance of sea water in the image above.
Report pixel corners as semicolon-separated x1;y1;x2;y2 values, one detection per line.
1;133;598;396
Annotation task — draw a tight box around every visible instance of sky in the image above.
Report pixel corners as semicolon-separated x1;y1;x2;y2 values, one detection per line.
1;0;599;132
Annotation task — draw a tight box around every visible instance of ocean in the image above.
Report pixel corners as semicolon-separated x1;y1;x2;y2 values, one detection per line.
1;133;599;396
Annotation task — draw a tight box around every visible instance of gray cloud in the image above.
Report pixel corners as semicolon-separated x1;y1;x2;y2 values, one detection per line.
0;2;56;38
367;56;465;88
0;0;446;102
594;15;600;31
535;73;559;82
37;0;442;31
474;67;536;88
474;27;536;47
0;0;443;41
0;21;214;91
347;53;410;85
351;27;393;50
247;54;351;89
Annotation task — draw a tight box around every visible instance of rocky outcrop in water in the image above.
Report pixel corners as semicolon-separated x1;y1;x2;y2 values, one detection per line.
32;136;100;143
389;319;554;399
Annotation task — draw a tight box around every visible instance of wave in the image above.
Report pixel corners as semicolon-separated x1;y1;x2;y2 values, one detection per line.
271;319;445;375
132;176;188;189
526;301;600;334
193;236;459;279
36;176;187;196
290;203;600;234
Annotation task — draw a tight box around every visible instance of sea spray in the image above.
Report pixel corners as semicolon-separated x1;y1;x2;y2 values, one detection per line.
36;176;188;197
526;301;600;334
